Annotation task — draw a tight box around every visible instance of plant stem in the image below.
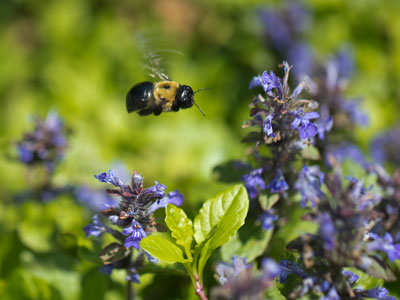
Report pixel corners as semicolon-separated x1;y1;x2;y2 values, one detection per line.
194;274;208;300
127;280;135;300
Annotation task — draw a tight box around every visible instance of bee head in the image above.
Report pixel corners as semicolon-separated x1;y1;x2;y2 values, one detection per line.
176;85;194;109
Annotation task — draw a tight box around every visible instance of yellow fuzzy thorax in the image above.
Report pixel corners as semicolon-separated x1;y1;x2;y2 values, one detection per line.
153;81;180;111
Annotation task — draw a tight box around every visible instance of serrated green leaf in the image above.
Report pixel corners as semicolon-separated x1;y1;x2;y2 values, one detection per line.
194;184;249;277
165;204;193;255
140;233;189;264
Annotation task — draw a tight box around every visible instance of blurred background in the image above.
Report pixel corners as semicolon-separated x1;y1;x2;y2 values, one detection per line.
1;0;400;299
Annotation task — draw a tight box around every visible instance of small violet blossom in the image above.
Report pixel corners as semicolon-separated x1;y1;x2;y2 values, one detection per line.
355;286;396;300
291;110;319;139
122;219;147;249
242;168;266;199
259;210;278;231
262;114;275;137
83;215;106;237
95;169;127;190
267;169;289;193
367;232;400;262
279;260;307;283
262;70;283;98
147;190;184;213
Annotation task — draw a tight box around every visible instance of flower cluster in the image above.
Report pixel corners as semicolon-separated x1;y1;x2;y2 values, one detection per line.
16;111;68;172
84;169;184;282
211;256;279;300
283;163;398;299
239;63;321;220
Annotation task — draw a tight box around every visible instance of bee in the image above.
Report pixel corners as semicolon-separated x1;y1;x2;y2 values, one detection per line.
126;80;206;116
126;33;206;116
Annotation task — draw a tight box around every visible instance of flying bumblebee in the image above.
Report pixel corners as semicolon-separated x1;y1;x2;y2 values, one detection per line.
126;34;206;116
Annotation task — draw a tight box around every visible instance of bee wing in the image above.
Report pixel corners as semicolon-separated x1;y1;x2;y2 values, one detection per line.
135;31;182;81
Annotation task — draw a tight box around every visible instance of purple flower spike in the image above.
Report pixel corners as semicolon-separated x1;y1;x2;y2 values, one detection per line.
95;170;127;189
291;110;320;139
83;215;106;237
147;190;184;213
242;168;266;199
122;219;147;249
267;169;289;194
262;114;275;137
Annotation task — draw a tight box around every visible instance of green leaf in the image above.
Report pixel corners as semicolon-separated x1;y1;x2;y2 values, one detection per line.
165;204;193;256
140;233;189;264
194;184;249;277
259;194;280;210
300;145;320;160
220;218;273;262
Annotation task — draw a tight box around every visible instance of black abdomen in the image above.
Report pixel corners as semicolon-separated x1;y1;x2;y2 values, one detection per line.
126;81;154;113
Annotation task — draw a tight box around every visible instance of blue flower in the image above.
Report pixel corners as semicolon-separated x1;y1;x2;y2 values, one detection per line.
367;233;400;262
315;114;333;140
288;43;313;80
343;270;359;284
242;168;266;198
261;258;280;279
142;181;166;200
279;260;307;283
215;256;252;285
16;111;67;170
147;190;184;213
356;286;396;300
268;169;289;193
295;165;325;208
291;110;319;139
99;264;114;276
249;75;263;90
318;213;335;251
122;219;147;249
262;114;275;137
340;99;369;127
262;70;283;97
260;210;278;231
326;143;367;167
83;215;106;237
321;287;340;300
125;268;140;283
18;144;34;163
95;169;127;190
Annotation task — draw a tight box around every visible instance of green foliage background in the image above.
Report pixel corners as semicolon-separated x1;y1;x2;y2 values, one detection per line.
1;0;400;299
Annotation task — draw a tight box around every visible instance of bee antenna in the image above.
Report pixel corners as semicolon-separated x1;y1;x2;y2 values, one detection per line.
193;100;206;116
194;87;211;94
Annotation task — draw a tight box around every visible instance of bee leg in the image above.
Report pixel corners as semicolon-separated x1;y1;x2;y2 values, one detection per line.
171;106;180;112
153;107;162;115
138;108;154;116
